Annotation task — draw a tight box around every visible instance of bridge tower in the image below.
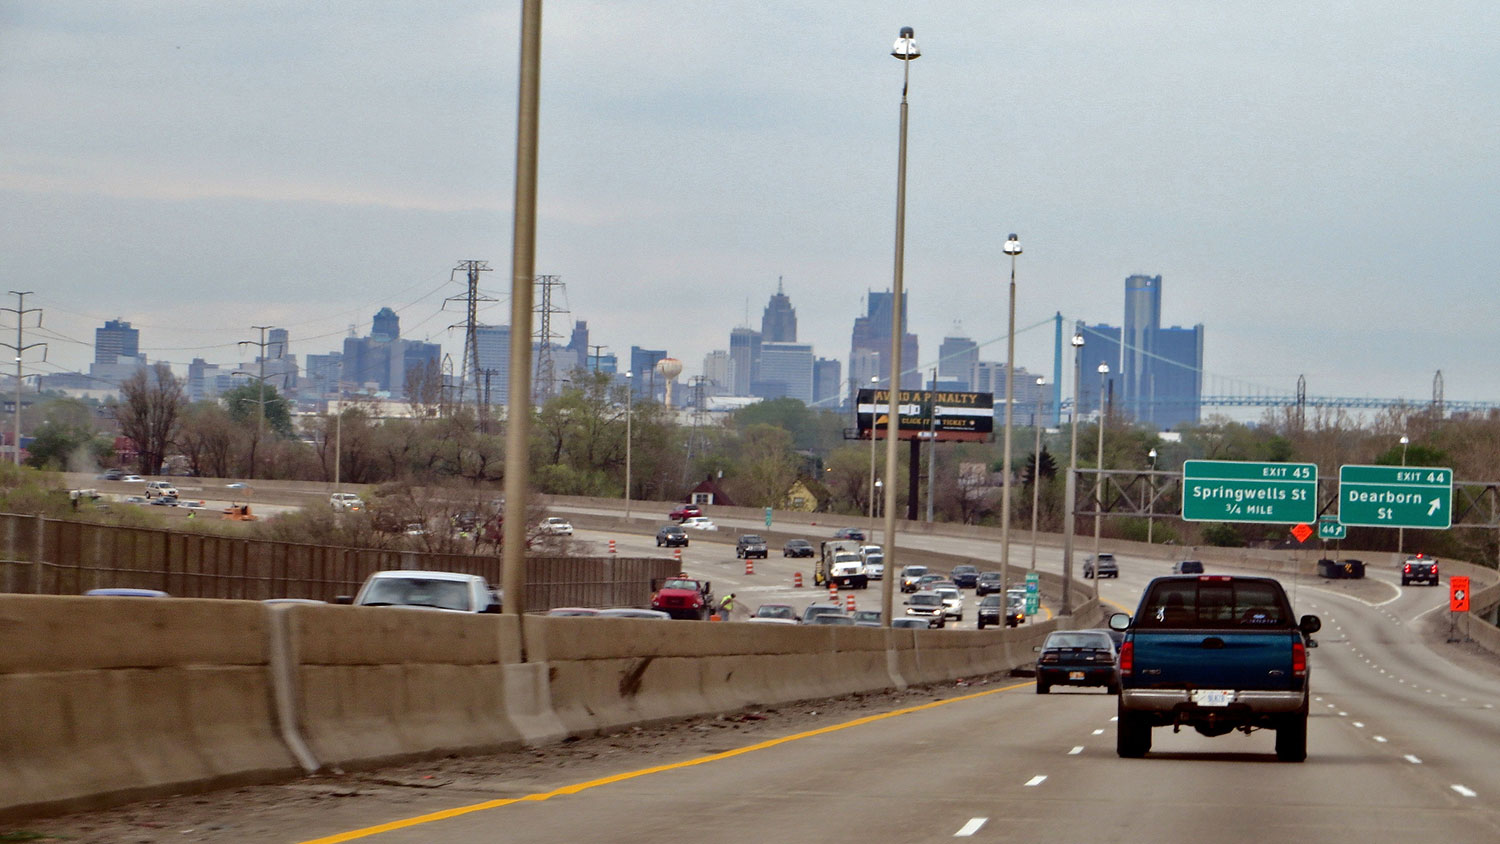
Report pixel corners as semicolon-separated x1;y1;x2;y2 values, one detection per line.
1295;374;1306;432
1433;369;1445;420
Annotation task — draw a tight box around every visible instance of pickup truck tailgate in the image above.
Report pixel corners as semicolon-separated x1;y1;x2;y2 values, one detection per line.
1129;630;1299;690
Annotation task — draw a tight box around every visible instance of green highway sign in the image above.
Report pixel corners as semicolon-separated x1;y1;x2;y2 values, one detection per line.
1181;460;1318;524
1338;464;1453;529
1317;515;1347;541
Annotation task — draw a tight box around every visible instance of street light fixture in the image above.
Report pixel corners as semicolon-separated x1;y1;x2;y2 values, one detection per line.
1398;434;1410;554
999;232;1022;599
1094;362;1110;575
881;26;919;629
1061;331;1085;614
1030;375;1045;570
874;479;884;519
1147;447;1159;546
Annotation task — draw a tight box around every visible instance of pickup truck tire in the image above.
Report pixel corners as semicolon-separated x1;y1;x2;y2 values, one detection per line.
1035;679;1049;694
1275;705;1309;763
1116;705;1152;758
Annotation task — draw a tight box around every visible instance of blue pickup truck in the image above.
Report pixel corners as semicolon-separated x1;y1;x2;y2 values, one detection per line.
1109;575;1322;762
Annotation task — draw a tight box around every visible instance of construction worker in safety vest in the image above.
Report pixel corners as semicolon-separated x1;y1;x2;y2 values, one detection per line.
719;593;736;619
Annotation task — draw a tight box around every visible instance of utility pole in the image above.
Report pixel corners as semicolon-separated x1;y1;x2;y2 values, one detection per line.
1;292;46;465
237;325;279;478
588;344;608;373
444;260;495;409
533;274;567;401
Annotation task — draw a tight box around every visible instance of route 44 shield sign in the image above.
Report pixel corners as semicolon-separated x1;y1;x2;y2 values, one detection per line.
1450;576;1470;613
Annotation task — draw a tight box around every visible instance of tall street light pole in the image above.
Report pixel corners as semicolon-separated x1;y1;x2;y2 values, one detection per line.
1147;447;1158;546
625;372;633;519
1030;375;1045;570
999;233;1022;598
1093;362;1110;576
1398;434;1409;554
868;375;879;539
1061;331;1084;615
881;26;919;629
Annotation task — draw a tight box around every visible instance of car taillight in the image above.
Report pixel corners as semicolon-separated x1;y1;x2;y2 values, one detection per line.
1118;641;1133;675
1292;640;1307;676
1404;563;1411;573
1432;564;1439;575
1041;653;1059;663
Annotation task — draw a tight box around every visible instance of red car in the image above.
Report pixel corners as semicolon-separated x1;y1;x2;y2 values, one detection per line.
668;504;702;521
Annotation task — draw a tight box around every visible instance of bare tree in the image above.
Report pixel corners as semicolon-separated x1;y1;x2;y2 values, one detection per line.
405;359;444;420
114;363;185;475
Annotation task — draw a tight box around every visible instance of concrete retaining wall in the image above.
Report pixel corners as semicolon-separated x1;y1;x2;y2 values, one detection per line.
0;593;1101;820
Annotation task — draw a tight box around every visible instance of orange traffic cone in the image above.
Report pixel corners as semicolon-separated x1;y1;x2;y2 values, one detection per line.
745;558;755;575
845;594;856;613
608;539;616;555
794;571;803;588
673;548;682;562
828;585;838;603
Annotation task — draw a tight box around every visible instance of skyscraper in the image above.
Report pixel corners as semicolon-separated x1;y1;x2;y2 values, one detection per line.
475;326;511;404
1079;276;1203;430
938;334;979;390
850;289;920;390
757;342;814;403
94;319;139;365
813;357;842;409
760;278;797;342
728;328;761;396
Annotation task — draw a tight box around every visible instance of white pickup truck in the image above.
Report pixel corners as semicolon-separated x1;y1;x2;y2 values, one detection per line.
329;492;363;512
335;570;502;614
817;539;869;589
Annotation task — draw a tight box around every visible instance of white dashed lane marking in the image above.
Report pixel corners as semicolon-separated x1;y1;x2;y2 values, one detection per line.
955;818;987;837
1091;729;1105;735
1405;755;1423;764
1069;746;1084;755
1024;775;1048;787
1452;785;1478;798
1374;736;1389;743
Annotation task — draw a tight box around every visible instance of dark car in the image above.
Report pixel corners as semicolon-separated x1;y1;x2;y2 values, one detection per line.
1317;558;1365;579
975;571;1004;596
833;527;866;542
976;592;1024;629
891;617;932;629
1083;553;1119;579
1035;629;1119;694
96;468;124;481
783;538;814;557
950;565;980;589
1171;560;1204;574
736;534;769;559
1401;555;1439;586
656;525;689;547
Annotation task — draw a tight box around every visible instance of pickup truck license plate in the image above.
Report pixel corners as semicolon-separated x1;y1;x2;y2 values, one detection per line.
1192;690;1233;707
1068;671;1085;680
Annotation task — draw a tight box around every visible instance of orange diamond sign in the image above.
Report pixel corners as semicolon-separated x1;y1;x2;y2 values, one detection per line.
1290;523;1313;543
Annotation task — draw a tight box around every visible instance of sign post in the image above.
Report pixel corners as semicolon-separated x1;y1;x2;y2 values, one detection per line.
1024;571;1039;617
1181;460;1318;524
1337;465;1453;529
764;507;772;529
1449;575;1471;643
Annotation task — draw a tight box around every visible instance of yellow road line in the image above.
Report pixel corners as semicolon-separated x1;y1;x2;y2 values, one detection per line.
298;679;1031;843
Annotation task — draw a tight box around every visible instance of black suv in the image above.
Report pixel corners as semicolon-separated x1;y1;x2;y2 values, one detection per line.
1401;555;1439;586
736;534;769;559
975;571;1004;596
950;564;980;589
656;525;689;547
783;538;814;558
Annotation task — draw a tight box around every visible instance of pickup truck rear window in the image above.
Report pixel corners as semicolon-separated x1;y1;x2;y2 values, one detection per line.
1137;579;1291;629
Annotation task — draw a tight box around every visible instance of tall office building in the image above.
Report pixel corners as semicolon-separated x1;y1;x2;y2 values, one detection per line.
631;346;668;401
813;357;842;409
702;350;734;396
340;308;438;396
756;342;814;403
850;290;920;390
938;335;979;390
728;328;761;396
371;308;399;342
94;319;139;365
760;279;797;342
474;326;512;404
1078;275;1203;430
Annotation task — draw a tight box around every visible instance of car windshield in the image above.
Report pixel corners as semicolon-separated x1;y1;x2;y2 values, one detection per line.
741;536;764;543
1044;632;1112;650
1137;579;1290;628
663;579;701;591
910;594;942;606
936;588;959;599
757;606;794;619
980;595;1001;606
364;578;471;611
954;566;977;574
903;566;928;577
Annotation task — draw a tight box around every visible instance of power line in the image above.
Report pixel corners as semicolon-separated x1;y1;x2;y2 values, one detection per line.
0;292;47;464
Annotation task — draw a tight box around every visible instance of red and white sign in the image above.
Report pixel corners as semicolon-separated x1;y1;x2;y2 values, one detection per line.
1450;576;1470;613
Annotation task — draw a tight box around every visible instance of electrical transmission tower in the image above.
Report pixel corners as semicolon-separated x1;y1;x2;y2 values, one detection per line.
0;291;46;465
444;260;495;408
533;274;568;401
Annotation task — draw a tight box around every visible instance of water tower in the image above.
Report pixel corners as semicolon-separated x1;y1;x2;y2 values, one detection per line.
656;357;683;408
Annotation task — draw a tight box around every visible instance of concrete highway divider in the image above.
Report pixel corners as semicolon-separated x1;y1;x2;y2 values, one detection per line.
0;593;1102;820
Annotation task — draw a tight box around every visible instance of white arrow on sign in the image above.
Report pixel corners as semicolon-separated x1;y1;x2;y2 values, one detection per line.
1455;589;1466;602
1428;499;1442;516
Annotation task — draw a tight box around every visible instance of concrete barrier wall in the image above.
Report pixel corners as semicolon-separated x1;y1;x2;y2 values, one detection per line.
0;596;298;818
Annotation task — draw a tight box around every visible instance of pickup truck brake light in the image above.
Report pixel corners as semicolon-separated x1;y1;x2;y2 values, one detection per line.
1118;641;1133;675
1198;575;1233;582
1292;640;1307;676
1403;563;1411;573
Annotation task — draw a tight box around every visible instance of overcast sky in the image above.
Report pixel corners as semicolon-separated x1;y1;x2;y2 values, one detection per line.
3;1;1497;411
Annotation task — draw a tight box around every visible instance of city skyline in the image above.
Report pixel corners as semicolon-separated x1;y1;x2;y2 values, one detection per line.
4;3;1495;409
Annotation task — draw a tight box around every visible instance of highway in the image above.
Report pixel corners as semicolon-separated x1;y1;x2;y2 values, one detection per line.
278;550;1500;844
